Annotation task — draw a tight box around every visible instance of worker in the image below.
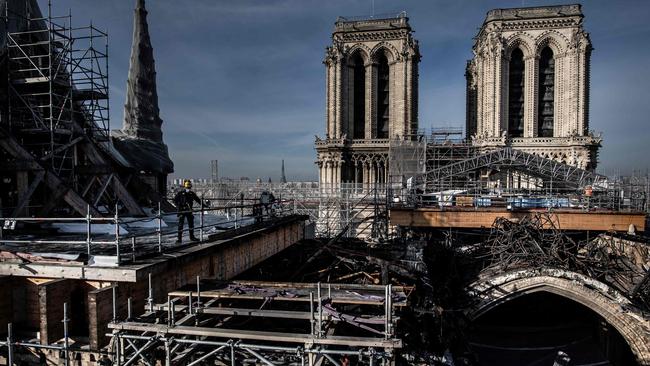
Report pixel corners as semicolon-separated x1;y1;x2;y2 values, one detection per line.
173;180;201;243
259;191;276;215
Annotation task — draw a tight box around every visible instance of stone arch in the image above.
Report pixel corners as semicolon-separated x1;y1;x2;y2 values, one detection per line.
505;32;535;59
345;46;369;140
373;47;392;139
561;152;568;164
370;42;399;64
345;44;371;64
466;268;650;365
535;30;568;57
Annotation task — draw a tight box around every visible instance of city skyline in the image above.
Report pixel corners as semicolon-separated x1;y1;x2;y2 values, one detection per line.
39;0;650;180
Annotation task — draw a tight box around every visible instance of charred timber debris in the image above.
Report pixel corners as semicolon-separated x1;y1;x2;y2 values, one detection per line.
237;215;649;364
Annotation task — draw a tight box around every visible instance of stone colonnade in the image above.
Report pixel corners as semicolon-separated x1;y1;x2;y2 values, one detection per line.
318;153;388;192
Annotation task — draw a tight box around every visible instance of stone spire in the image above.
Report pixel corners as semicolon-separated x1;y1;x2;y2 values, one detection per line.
122;0;163;142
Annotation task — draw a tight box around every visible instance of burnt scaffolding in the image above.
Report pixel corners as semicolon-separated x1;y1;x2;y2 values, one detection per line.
108;278;408;366
0;0;136;220
5;2;109;178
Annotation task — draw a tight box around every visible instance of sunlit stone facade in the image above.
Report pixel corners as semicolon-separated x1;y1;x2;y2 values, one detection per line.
315;13;420;191
466;4;601;170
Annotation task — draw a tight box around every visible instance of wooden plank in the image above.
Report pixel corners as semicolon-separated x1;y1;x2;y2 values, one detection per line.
0;161;44;171
111;177;145;216
38;175;70;216
88;285;118;349
167;290;397;307
38;279;73;345
169;281;410;307
390;208;646;232
0;277;13;331
155;305;315;320
0;130;100;217
93;173;114;207
81;176;98;198
109;321;402;348
47;172;101;216
79;142;144;216
15;172;29;213
11;170;45;217
39;136;84;161
0;262;137;282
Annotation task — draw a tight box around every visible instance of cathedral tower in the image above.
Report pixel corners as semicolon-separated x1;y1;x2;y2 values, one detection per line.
466;4;601;170
316;13;420;190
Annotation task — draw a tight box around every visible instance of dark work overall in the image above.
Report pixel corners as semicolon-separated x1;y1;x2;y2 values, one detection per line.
173;189;200;242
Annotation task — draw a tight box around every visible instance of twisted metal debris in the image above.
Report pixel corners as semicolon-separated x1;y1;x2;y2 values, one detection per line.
478;212;650;310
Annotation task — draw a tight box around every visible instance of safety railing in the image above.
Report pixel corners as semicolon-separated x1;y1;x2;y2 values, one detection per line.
0;199;298;266
390;184;646;214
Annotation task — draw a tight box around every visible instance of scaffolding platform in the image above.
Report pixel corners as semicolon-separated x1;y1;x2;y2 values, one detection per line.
168;280;411;307
109;280;410;365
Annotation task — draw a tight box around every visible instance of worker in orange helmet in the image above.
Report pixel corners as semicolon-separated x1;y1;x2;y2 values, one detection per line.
173;180;201;243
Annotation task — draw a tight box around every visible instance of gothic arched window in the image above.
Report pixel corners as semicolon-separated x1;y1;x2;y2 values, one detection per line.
508;48;525;137
376;52;390;139
350;53;366;139
538;46;555;137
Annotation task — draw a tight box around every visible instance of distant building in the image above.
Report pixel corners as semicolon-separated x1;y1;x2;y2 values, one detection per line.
281;160;287;183
466;4;601;170
315;13;420;190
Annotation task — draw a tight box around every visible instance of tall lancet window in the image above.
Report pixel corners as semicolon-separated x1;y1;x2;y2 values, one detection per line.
538;47;555;137
508;48;525;137
376;52;390;139
352;53;366;139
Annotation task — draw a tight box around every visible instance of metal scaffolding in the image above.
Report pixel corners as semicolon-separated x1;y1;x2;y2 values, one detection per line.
108;278;408;366
187;181;390;240
5;2;109;177
0;1;148;220
425;147;606;192
388;137;426;188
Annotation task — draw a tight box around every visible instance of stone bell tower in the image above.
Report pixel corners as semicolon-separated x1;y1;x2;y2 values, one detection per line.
466;4;601;170
315;12;420;191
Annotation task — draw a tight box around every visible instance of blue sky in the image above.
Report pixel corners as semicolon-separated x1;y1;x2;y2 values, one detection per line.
38;0;650;180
